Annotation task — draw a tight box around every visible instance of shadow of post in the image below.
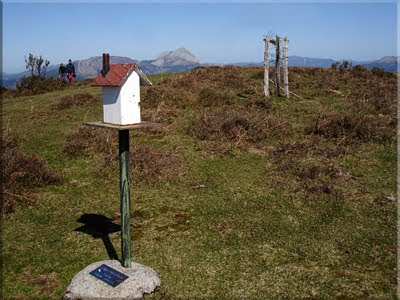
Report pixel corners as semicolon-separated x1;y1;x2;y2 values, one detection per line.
74;213;120;260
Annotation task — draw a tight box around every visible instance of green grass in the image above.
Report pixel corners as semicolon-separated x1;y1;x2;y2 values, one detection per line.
2;68;396;299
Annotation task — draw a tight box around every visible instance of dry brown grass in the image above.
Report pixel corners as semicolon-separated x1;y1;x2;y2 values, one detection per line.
63;126;183;183
272;141;348;160
272;141;347;159
15;76;68;97
1;133;60;213
20;266;60;297
347;78;397;115
141;85;191;108
188;107;289;153
248;66;397;109
305;112;396;144
196;87;235;107
52;93;99;110
128;145;183;183
141;67;247;110
141;100;180;127
168;66;247;90
62;125;115;158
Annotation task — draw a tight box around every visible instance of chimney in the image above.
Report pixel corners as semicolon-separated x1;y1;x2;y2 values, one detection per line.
102;53;110;77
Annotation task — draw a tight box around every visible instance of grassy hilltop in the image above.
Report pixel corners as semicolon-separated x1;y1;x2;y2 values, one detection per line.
1;66;397;298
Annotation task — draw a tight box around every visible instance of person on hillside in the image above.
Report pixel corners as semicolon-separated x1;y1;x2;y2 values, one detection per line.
66;59;76;85
58;63;66;80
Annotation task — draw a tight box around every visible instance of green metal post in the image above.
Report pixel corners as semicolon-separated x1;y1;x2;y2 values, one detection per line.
119;130;132;268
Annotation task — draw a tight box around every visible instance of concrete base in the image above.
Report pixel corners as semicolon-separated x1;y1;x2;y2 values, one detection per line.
63;260;161;300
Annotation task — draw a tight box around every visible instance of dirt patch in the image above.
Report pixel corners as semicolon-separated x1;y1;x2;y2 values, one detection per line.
1;133;60;214
20;266;60;297
52;93;99;110
269;139;354;197
156;211;192;232
272;156;346;197
271;141;347;159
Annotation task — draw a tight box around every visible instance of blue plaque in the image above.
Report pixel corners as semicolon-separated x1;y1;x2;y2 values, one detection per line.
89;264;129;287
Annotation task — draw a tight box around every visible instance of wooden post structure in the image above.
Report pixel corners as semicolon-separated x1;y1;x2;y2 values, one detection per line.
263;35;270;97
283;36;289;99
263;34;289;98
119;129;131;268
275;35;281;97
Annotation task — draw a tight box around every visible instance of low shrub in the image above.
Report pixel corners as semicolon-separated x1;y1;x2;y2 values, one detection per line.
250;69;264;79
305;112;396;144
196;87;234;107
0;85;8;95
15;76;68;97
141;101;179;126
371;67;385;77
245;95;273;111
53;93;99;110
63;126;183;183
127;145;183;183
1;133;60;213
63;125;115;158
188;107;289;151
141;85;192;109
163;66;246;90
350;65;369;77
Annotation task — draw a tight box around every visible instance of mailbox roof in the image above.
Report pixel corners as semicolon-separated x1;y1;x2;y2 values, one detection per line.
93;64;152;87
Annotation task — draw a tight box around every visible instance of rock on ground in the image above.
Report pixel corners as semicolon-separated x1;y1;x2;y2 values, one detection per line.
63;260;161;300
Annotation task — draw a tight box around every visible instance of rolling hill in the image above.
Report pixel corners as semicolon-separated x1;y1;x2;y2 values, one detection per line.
2;65;397;298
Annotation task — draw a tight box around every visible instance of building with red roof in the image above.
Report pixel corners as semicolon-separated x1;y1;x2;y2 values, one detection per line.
93;54;152;125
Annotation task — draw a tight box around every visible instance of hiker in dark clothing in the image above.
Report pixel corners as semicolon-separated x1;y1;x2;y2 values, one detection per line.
58;63;66;80
66;59;76;85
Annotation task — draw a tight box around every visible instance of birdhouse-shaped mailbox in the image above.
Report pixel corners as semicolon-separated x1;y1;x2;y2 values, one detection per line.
93;53;152;125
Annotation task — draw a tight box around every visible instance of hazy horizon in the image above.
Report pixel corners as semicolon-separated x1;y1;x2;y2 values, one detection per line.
3;49;397;75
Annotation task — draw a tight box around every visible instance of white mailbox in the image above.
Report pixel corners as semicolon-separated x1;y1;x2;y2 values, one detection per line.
93;53;152;125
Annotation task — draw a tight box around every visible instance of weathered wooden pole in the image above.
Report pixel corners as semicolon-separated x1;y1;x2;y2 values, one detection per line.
263;35;270;97
275;35;281;97
119;129;131;268
283;36;289;99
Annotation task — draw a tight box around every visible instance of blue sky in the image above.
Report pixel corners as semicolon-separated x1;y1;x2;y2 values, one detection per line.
3;1;397;73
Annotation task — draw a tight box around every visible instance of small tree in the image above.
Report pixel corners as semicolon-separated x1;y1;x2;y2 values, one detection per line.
25;53;35;76
35;55;50;77
24;53;50;77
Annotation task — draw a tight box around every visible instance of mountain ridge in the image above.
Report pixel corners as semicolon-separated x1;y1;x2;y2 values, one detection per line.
2;49;398;88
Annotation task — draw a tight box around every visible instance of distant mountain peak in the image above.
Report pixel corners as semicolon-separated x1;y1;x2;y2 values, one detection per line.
375;56;399;64
153;47;200;66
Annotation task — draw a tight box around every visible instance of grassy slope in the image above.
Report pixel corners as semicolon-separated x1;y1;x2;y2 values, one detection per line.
1;68;397;299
